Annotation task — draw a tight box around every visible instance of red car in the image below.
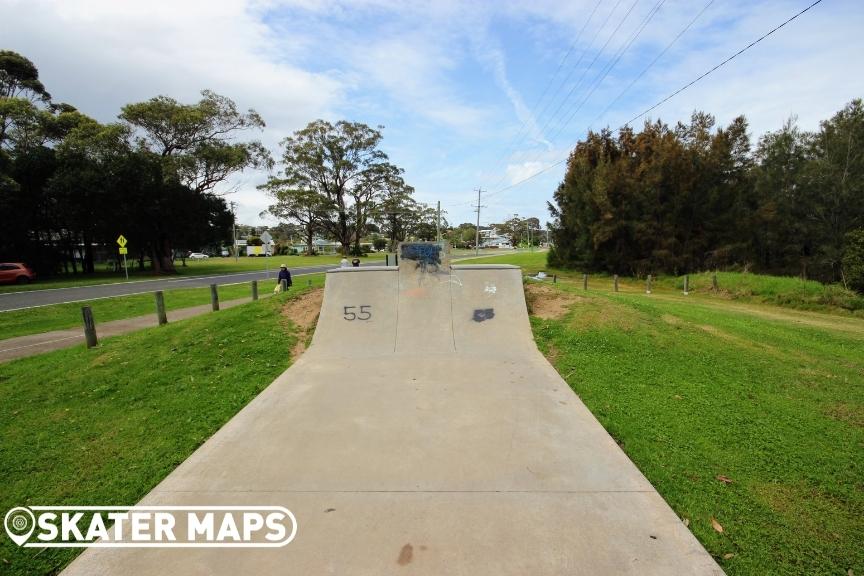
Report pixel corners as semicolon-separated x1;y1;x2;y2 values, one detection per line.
0;262;36;284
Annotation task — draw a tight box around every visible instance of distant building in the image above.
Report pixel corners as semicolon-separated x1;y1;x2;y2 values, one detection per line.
480;227;512;249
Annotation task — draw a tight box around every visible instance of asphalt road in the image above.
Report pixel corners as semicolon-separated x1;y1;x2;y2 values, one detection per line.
0;261;383;312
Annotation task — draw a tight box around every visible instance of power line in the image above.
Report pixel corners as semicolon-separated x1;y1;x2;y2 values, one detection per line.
623;0;823;127
550;0;667;143
482;0;605;191
502;0;604;148
589;0;715;129
531;0;641;146
493;0;666;202
486;0;640;194
486;0;823;199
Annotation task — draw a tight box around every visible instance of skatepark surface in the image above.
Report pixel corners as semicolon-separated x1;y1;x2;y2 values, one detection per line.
63;250;723;575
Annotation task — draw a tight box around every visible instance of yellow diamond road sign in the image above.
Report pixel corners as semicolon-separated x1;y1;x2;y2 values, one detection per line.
116;234;127;247
119;247;128;255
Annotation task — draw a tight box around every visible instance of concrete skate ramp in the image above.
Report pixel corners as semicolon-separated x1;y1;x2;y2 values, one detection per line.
451;264;535;354
310;265;398;356
63;263;723;575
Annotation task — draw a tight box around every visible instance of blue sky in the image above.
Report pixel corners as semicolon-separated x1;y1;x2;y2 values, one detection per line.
1;0;862;227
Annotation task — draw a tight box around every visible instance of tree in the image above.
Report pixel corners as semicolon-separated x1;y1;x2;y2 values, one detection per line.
372;176;417;250
261;183;331;255
119;90;271;272
275;120;406;255
804;99;864;281
842;228;864;292
0;51;50;148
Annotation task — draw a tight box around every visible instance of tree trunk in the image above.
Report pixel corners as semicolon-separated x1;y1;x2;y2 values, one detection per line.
151;235;177;274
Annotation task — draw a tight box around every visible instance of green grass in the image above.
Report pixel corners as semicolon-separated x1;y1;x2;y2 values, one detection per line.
655;271;864;315
0;274;326;341
530;280;864;574
454;250;550;270
0;290;311;575
0;274;321;341
0;254;376;293
457;250;864;316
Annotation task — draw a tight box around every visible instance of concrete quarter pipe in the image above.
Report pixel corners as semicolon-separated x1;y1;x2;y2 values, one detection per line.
63;247;723;575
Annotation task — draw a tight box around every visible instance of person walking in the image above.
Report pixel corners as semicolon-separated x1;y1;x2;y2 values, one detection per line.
340;257;350;268
277;264;292;292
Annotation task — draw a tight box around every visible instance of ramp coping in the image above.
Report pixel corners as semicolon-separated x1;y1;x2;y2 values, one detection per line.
326;266;399;273
451;264;520;270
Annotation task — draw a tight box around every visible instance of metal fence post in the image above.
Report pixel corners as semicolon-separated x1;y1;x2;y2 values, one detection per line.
81;306;98;348
155;291;167;325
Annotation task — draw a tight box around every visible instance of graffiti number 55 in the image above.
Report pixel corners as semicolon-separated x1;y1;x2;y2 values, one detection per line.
343;305;372;321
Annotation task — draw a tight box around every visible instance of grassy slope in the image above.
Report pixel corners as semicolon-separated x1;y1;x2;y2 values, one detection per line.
0;274;326;341
0;254;371;294
531;282;863;575
0;291;309;575
458;251;864;316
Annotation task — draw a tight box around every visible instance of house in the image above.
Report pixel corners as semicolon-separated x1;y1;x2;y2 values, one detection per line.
480;227;512;249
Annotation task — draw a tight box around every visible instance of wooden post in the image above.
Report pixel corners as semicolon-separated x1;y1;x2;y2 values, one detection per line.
613;274;619;292
251;280;258;301
582;273;588;290
646;274;652;294
81;306;98;348
683;275;690;296
307;279;311;287
154;291;167;325
210;284;220;311
553;274;557;284
712;272;719;292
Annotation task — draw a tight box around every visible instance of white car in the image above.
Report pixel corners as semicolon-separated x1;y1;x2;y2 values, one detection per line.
188;252;209;260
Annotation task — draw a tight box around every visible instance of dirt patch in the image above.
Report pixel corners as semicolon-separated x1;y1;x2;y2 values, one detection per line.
661;314;683;326
281;288;324;358
524;283;581;319
825;402;864;428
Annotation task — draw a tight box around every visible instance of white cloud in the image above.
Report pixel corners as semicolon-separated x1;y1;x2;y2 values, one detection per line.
2;0;862;227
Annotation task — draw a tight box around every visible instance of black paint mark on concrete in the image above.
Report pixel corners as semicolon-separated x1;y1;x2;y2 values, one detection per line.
472;308;495;322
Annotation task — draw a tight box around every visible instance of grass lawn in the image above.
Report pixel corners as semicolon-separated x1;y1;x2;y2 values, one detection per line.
457;250;864;316
455;250;550;270
0;290;309;575
0;274;326;341
0;254;378;294
528;280;863;574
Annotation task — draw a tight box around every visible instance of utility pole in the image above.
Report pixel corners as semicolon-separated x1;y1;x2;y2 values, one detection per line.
436;200;441;243
473;188;485;256
230;201;238;263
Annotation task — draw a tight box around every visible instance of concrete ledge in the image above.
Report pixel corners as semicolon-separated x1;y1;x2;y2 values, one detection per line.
326;266;399;273
450;264;520;270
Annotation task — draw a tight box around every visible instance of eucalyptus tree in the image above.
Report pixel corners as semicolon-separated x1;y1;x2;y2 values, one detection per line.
119;90;271;271
273;120;408;255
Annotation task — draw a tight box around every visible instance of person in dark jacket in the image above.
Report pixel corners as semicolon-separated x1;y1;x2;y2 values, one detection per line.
277;264;292;291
